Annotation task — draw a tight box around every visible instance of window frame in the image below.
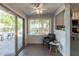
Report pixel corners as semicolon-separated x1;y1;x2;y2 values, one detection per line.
55;10;65;30
28;18;51;35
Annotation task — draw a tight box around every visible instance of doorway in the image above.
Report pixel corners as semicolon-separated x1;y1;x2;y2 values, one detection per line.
70;4;79;56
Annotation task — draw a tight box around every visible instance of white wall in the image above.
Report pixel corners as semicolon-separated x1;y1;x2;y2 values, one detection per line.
64;4;70;56
54;30;66;55
28;35;45;44
27;14;53;44
53;4;70;56
53;5;66;55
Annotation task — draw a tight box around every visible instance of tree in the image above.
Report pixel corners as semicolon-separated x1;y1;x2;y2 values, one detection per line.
0;11;15;26
0;10;23;32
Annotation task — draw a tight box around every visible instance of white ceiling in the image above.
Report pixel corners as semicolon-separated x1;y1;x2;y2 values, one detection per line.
5;3;64;16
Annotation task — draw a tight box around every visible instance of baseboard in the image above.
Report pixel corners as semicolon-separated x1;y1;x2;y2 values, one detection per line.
28;43;42;45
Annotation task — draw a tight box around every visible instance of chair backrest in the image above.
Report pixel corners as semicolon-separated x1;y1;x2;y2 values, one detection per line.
48;33;56;41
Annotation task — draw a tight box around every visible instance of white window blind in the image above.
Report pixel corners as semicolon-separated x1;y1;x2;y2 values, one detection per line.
28;18;51;35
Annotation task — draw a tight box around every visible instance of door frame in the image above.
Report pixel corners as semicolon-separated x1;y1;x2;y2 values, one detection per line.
15;17;25;56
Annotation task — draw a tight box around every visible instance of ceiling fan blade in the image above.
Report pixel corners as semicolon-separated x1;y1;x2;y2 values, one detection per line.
31;7;38;10
41;8;47;10
31;3;40;7
31;10;36;13
39;3;44;8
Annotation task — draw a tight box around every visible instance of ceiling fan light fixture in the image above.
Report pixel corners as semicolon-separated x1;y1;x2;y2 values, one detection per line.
36;9;39;14
39;10;43;14
31;3;47;14
36;9;43;14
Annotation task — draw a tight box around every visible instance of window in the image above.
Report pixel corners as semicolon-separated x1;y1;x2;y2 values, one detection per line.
28;18;51;35
55;11;65;30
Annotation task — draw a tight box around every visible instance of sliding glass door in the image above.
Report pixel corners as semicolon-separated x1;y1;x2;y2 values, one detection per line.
17;17;23;51
0;6;24;56
0;9;16;55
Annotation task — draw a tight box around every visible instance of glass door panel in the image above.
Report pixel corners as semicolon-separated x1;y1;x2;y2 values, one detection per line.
0;9;16;55
17;17;23;51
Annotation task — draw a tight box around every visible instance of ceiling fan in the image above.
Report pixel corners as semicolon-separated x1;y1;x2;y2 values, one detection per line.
30;3;47;14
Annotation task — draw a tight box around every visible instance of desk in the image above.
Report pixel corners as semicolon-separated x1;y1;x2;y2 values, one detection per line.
49;41;60;55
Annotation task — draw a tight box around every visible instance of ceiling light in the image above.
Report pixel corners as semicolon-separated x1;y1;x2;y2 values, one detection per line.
35;9;43;14
39;10;43;14
36;9;40;14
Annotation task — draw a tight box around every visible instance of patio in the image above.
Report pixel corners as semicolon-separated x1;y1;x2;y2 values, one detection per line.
0;32;22;56
0;35;15;56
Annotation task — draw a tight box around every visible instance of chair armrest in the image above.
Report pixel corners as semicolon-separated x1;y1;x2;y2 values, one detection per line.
49;42;60;46
43;36;50;39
